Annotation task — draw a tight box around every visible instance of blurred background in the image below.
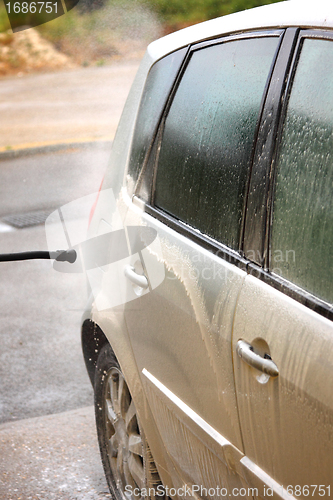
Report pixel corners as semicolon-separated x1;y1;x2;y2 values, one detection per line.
0;0;283;76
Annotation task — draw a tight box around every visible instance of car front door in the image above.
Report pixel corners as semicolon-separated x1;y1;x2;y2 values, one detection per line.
124;31;285;498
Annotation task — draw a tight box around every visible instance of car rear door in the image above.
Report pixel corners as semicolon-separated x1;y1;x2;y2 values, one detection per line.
232;30;333;498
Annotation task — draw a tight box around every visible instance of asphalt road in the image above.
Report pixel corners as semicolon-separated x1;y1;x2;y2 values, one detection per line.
0;143;110;421
0;143;111;219
0;144;112;499
0;54;141;498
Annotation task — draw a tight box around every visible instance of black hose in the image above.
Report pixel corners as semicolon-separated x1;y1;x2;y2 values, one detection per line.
0;249;77;263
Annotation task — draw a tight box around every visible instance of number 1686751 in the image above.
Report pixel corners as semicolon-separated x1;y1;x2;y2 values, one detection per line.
5;2;58;14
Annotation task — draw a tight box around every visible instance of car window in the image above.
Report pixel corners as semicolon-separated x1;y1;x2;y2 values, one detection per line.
128;48;187;187
154;36;279;250
271;38;333;305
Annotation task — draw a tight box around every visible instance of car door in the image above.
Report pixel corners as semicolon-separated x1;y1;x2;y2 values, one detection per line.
123;31;285;498
232;30;333;498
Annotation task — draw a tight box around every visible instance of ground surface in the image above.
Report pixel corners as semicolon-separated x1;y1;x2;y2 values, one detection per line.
0;407;110;500
0;145;111;500
0;60;140;499
0;145;110;424
0;60;139;150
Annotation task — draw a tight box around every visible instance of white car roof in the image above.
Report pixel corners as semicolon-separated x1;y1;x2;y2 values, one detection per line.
147;0;333;62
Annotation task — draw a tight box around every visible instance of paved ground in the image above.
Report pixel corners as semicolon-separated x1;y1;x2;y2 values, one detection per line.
0;407;109;500
0;60;140;498
0;145;112;499
0;145;110;424
0;142;111;219
0;61;139;150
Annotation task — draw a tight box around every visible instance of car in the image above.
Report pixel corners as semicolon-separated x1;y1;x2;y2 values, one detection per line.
80;1;333;499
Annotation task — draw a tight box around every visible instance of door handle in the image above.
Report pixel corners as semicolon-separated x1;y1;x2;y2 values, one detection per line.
236;340;279;377
124;265;149;289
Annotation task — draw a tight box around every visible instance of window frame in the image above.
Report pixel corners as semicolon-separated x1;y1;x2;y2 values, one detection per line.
249;29;333;320
133;27;333;320
129;46;189;194
136;29;284;270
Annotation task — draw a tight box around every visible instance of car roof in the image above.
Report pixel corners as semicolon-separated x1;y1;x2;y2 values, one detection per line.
147;0;333;62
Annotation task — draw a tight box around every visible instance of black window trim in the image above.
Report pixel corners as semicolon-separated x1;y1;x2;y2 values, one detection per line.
143;202;249;272
136;29;285;273
134;27;333;322
133;45;191;197
267;28;333;270
137;197;333;321
249;28;333;321
248;264;333;321
264;30;333;269
243;27;299;262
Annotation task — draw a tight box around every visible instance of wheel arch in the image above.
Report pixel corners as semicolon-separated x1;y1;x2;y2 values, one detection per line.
81;316;174;492
81;319;109;386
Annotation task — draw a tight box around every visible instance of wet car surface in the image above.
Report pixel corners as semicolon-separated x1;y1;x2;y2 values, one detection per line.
81;1;333;499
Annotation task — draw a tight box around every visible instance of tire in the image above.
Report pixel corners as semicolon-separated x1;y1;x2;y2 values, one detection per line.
94;343;164;500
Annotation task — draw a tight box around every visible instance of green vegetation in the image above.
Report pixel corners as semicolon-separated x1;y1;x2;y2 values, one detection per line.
0;3;11;32
146;0;284;26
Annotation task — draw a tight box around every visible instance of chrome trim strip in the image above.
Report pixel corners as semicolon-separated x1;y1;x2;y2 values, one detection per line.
143;368;294;499
241;456;296;500
142;368;230;448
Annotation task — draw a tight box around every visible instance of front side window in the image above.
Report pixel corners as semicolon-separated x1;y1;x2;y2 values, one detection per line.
271;37;333;305
128;48;186;187
154;36;279;250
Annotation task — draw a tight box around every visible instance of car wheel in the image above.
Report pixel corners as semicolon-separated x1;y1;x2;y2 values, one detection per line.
95;343;164;500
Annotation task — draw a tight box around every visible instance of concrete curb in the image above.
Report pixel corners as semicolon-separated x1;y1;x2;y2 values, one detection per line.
0;139;113;160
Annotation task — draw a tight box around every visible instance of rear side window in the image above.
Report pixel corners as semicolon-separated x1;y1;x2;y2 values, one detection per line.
271;38;333;305
128;48;187;187
154;37;279;250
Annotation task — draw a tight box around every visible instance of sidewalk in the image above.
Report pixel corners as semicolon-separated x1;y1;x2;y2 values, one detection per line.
0;407;109;500
0;61;140;152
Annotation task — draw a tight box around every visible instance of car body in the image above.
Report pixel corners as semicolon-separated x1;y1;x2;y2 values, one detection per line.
81;1;333;498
